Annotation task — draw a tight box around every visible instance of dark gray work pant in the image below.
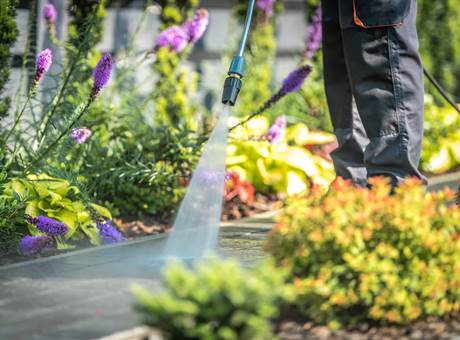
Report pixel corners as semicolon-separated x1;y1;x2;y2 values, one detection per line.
322;0;426;186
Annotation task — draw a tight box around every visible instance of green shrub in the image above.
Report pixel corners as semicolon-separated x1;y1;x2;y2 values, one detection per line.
73;121;200;218
0;0;18;121
267;177;460;327
417;0;460;99
156;0;199;28
0;192;25;254
421;97;460;173
152;47;198;128
132;258;293;340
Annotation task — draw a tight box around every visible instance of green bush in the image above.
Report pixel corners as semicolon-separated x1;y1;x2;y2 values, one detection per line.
75;123;200;218
156;0;199;28
0;190;25;254
417;0;460;99
0;0;18;122
267;177;460;327
152;47;198;128
133;258;293;340
421;96;460;173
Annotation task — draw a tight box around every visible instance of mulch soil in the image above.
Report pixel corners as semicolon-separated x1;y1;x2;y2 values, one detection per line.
277;313;460;339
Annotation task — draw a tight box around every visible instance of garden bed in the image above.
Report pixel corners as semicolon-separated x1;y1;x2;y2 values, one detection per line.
277;313;460;339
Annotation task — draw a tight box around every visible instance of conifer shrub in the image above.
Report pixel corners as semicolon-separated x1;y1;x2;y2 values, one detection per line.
267;177;460;327
133;258;293;340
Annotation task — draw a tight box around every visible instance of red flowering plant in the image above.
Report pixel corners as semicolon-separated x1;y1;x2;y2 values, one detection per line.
268;177;460;327
224;171;255;205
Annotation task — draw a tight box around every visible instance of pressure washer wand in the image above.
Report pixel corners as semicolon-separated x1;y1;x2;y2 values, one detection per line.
221;0;256;106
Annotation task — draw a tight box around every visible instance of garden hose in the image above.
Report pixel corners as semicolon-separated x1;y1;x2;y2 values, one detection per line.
423;67;460;115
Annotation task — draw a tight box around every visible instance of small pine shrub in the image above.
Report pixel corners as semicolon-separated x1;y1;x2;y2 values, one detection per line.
132;258;293;340
267;177;460;327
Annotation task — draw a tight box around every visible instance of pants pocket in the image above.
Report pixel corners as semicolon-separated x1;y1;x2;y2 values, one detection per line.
353;0;411;28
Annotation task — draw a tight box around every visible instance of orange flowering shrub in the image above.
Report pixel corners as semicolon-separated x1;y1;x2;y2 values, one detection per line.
267;177;460;326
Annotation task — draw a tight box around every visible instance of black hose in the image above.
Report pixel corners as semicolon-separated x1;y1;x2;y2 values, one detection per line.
423;67;460;115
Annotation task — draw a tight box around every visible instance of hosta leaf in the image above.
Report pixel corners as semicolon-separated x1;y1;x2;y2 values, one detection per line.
90;203;112;219
80;221;100;246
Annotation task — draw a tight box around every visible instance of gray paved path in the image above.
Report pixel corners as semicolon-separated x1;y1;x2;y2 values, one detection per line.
0;173;458;340
0;212;275;340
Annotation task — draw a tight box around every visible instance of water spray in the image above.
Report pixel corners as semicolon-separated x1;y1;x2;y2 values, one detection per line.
221;0;256;106
161;1;256;259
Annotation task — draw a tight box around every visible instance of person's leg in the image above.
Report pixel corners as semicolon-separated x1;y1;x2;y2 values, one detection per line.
322;0;369;187
339;0;426;185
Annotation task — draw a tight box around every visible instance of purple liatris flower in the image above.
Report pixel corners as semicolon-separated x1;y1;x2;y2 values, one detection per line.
266;116;287;144
35;49;53;83
43;3;57;24
27;215;68;236
183;9;209;43
91;53;114;100
280;64;312;95
154;25;189;53
238;65;312;125
70;127;92;144
96;219;124;244
305;6;322;59
256;0;275;16
19;235;55;255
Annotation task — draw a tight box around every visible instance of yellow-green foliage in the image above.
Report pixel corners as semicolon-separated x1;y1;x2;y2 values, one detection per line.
157;0;200;28
152;47;197;128
267;178;460;326
417;0;460;97
1;174;111;249
132;258;293;340
421;97;460;173
227;116;335;196
235;22;276;118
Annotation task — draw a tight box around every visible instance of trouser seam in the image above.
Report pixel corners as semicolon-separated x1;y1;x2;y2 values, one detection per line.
387;28;406;158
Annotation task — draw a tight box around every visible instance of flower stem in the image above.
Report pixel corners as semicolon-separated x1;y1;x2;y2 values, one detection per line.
4;84;36;143
26;100;93;172
228;90;282;132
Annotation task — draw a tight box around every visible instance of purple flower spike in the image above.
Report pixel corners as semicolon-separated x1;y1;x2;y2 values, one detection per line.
266;116;287;144
70;127;92;144
183;9;209;43
91;53;114;100
35;49;53;83
20;235;55;255
242;65;312;122
155;26;189;53
256;0;276;16
305;6;322;59
28;215;68;236
96;220;124;245
43;4;57;24
280;64;312;95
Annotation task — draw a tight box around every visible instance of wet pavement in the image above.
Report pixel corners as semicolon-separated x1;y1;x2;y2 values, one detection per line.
0;212;275;340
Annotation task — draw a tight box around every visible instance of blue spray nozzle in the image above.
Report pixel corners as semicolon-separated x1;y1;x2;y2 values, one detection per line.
221;0;256;106
228;56;245;77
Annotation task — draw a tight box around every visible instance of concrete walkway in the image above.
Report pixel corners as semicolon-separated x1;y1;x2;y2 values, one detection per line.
0;212;276;340
0;174;458;340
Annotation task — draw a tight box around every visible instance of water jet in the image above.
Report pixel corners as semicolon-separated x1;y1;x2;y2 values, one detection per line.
162;0;256;260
